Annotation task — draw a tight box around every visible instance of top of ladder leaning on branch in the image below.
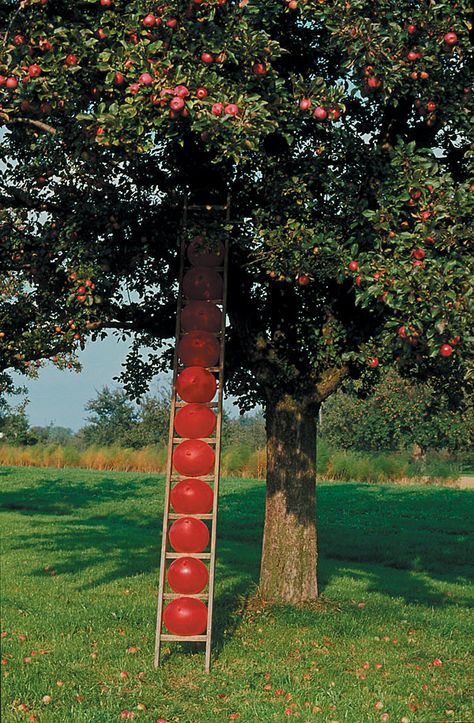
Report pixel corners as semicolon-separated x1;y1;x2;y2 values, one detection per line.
154;194;231;673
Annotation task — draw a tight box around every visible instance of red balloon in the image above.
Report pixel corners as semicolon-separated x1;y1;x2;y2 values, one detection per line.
187;236;225;267
163;598;208;636
169;517;210;552
183;267;223;300
171;479;214;514
177;331;220;367
173;439;215;476
176;367;217;403
175;404;217;439
167;557;209;594
181;301;222;333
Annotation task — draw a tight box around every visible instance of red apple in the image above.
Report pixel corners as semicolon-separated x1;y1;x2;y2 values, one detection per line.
174;85;190;97
313;106;327;120
355;275;362;286
129;83;140;94
252;62;267;75
77;285;86;295
143;13;156;26
426;101;436;112
6;77;18;89
196;87;208;99
139;73;153;85
297;274;311;285
348;260;359;271
369;357;379;368
170;97;185;111
407;51;419;61
224;103;239;116
28;64;42;77
412;248;425;260
443;32;458;45
299;98;311;110
439;343;453;357
398;325;407;338
407;24;416;34
97;28;107;39
114;71;125;85
211;102;224;115
65;54;78;66
367;76;381;89
201;52;213;64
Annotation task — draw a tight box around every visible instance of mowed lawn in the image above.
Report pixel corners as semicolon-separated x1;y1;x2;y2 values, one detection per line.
1;467;473;723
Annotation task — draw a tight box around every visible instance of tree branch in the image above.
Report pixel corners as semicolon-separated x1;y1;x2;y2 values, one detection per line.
1;114;57;135
315;365;349;403
0;187;59;211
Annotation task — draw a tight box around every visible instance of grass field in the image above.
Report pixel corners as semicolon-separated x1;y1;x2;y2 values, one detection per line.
1;467;473;722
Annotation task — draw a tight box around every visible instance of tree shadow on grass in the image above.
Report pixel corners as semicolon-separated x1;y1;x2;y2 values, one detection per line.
2;472;473;648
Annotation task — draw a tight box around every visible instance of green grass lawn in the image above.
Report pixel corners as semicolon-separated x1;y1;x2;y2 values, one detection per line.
1;467;473;722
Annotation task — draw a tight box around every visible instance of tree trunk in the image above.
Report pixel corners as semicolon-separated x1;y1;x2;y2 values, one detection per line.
260;394;318;604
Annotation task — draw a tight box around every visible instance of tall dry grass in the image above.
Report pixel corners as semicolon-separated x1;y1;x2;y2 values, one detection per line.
0;444;267;477
0;442;459;483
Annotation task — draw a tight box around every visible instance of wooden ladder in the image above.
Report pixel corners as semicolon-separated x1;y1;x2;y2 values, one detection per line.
154;195;231;673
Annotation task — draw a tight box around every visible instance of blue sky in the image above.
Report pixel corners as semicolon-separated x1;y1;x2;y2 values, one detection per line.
9;335;171;431
9;334;243;431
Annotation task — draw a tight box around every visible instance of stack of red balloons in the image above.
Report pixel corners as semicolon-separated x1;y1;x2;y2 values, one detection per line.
163;236;224;637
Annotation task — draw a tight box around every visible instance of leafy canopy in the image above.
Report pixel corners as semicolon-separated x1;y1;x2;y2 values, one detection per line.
1;0;473;407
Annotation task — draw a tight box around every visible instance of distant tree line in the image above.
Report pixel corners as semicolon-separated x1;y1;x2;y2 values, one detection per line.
0;386;266;452
319;370;473;454
1;373;472;457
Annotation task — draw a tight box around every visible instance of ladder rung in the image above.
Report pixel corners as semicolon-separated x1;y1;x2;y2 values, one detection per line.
170;474;216;481
179;331;223;337
160;634;208;642
166;552;211;559
181;299;224;305
163;592;209;599
183;269;224;275
175;401;218;408
168;513;214;519
176;366;222;373
172;437;216;444
187;204;228;211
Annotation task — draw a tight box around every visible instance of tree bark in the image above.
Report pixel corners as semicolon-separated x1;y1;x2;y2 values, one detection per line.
260;394;318;604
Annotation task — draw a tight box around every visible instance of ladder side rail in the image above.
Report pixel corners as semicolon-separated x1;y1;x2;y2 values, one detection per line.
204;194;231;672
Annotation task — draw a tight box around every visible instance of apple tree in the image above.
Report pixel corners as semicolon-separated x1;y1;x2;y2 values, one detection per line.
1;0;473;603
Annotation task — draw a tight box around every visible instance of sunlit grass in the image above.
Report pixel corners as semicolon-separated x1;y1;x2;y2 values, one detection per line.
1;467;473;722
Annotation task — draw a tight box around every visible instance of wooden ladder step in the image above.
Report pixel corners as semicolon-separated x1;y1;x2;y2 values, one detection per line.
170;474;216;481
163;593;209;600
165;552;212;560
160;634;208;642
175;401;218;408
168;513;214;520
172;437;217;444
